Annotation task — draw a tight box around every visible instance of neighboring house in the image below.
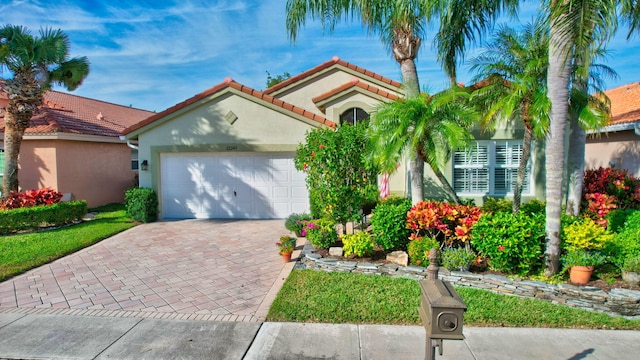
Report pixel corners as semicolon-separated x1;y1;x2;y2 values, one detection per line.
0;89;155;207
586;82;640;177
124;56;543;220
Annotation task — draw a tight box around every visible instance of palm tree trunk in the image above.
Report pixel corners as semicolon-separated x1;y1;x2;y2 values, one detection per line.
409;155;424;205
429;161;461;205
545;6;573;276
2;117;26;196
513;126;533;214
399;58;420;99
566;118;586;216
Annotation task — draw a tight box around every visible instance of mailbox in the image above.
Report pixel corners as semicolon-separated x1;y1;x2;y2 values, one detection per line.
418;279;466;340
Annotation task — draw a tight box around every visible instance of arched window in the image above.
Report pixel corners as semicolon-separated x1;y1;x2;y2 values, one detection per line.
339;107;369;126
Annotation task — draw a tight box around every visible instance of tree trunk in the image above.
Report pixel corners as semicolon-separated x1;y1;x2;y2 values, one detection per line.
566;118;586;216
409;154;424;205
429;161;461;205
513;126;533;214
545;7;573;276
2;115;26;196
399;58;420;99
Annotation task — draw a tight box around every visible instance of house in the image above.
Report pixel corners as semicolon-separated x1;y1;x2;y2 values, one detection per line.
586;82;640;177
123;56;545;220
0;89;155;207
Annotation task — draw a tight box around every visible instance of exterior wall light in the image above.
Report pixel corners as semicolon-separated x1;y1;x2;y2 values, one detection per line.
140;160;149;171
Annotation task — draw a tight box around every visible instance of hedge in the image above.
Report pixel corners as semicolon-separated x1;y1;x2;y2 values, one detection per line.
0;201;88;235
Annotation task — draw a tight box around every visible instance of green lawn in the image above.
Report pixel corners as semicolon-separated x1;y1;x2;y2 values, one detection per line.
0;203;136;281
267;270;640;330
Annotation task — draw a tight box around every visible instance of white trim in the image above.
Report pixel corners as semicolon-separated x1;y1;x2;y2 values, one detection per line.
22;133;127;144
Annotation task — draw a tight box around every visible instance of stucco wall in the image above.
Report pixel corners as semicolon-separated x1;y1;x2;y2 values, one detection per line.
19;140;135;208
586;130;640;177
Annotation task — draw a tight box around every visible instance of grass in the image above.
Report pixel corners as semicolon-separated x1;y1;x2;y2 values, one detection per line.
0;203;136;281
267;270;640;330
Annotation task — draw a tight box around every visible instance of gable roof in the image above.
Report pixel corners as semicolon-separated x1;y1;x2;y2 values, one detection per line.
0;89;154;137
604;81;640;126
123;78;335;136
312;78;400;110
264;56;402;96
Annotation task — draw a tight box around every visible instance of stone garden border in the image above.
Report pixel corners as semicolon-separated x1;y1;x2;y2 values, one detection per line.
295;242;640;319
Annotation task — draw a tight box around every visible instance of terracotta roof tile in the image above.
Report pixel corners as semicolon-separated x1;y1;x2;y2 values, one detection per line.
263;56;401;95
0;90;154;137
603;82;640;125
312;78;400;104
123;79;336;135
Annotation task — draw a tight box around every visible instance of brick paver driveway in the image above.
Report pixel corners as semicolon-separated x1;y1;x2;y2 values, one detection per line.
0;220;294;322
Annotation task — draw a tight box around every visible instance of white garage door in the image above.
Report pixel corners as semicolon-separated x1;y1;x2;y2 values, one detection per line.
160;152;309;219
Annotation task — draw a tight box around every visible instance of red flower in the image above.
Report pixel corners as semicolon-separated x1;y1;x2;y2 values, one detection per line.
319;145;325;149
498;245;505;251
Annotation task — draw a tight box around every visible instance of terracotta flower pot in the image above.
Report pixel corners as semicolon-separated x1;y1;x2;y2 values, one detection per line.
570;265;594;285
281;252;293;263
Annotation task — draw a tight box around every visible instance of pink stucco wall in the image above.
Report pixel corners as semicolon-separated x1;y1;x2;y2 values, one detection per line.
19;140;136;208
585;130;640;177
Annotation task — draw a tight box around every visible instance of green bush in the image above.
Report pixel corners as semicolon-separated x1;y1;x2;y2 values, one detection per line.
520;199;546;215
606;209;636;233
481;197;512;213
342;232;375;257
606;211;640;270
370;197;412;250
306;218;338;249
440;246;476;271
285;212;313;236
622;255;640;273
124;188;158;223
471;212;545;276
0;201;87;234
407;236;440;267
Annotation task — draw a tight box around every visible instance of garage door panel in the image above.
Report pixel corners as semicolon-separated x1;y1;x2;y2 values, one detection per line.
161;153;309;219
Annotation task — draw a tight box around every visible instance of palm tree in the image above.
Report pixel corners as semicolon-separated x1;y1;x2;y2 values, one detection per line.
368;87;477;204
286;0;430;202
0;25;89;196
470;19;550;213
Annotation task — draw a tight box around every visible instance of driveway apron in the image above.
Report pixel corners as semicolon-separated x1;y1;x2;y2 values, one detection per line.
0;220;292;322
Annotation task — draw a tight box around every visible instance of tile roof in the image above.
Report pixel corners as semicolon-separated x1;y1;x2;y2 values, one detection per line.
603;81;640;125
312;78;400;105
123;78;336;135
263;56;402;95
0;90;154;137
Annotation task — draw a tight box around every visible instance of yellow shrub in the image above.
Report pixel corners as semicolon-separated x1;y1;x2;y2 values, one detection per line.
564;218;614;251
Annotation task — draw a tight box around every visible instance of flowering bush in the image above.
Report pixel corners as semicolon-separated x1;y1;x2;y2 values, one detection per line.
284;213;312;237
406;200;482;247
407;236;440;267
582;167;640;227
305;219;338;249
276;235;296;254
0;188;63;210
471;212;545;275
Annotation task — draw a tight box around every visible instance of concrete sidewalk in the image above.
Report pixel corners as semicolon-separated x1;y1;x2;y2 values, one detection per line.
1;312;638;359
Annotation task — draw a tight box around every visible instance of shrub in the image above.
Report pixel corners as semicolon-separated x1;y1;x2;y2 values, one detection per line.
305;218;338;249
471;212;545;276
407;200;482;247
294;124;379;224
407;236;440;267
606;209;636;233
0;188;63;209
370;197;412;250
440;246;476;271
342;232;375;258
606;211;640;270
583;167;640;211
623;255;640;273
0;200;87;234
563;217;614;252
520;199;546;216
124;188;158;223
285;213;313;237
481;197;512;213
562;249;607;268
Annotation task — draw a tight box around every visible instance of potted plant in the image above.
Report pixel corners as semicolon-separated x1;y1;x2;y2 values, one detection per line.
622;255;640;287
285;213;312;237
277;235;296;262
562;249;606;285
440;246;476;272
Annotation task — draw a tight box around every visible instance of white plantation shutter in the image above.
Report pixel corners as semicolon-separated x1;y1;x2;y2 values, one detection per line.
453;144;489;193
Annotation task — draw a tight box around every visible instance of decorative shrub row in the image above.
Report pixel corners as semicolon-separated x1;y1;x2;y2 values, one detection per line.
125;188;158;223
582;167;640;227
0;188;63;210
0;200;88;234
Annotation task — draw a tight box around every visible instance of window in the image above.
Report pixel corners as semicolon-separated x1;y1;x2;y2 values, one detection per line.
339;107;368;126
131;149;139;171
453;140;531;196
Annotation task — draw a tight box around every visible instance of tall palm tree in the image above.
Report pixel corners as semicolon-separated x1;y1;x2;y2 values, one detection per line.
0;25;89;195
286;0;430;202
368;88;477;204
470;19;550;213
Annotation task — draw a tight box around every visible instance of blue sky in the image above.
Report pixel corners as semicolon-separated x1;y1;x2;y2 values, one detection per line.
3;0;640;112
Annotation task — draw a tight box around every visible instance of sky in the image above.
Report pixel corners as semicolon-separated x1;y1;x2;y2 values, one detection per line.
3;0;640;112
